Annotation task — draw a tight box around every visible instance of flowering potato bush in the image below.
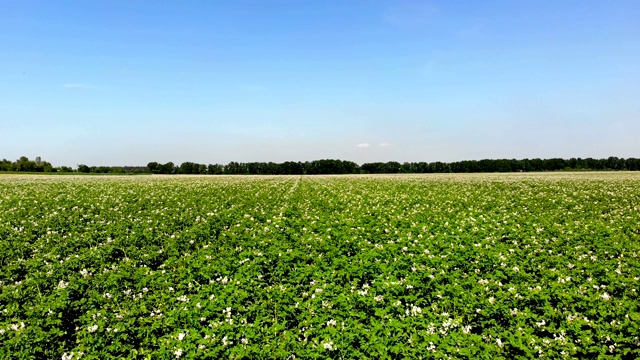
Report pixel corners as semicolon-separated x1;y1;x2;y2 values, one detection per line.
1;173;639;359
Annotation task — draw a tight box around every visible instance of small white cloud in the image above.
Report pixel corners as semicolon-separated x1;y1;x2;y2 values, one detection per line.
63;84;101;89
379;143;391;147
357;143;371;148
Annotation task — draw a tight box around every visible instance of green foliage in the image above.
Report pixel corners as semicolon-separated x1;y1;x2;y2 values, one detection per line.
0;156;55;172
1;173;639;358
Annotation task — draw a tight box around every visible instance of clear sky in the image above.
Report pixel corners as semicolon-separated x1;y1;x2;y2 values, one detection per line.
2;1;639;166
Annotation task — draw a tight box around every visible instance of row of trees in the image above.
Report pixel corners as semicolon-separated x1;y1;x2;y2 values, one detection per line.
0;157;63;172
76;165;148;174
147;157;640;175
0;157;146;174
362;157;640;173
147;159;361;175
3;156;640;175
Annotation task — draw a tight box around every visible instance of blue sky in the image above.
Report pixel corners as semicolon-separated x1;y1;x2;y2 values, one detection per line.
2;0;639;166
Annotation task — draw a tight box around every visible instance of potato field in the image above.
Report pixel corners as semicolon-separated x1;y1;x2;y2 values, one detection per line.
1;173;639;359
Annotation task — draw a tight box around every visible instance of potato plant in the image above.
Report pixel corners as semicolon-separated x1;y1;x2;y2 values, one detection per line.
1;173;639;359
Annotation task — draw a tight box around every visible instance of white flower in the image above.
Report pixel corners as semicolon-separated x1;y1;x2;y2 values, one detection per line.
327;319;337;327
512;267;519;272
374;295;384;302
178;332;186;341
496;338;504;348
174;348;183;358
58;280;68;289
177;295;188;302
241;338;248;345
222;336;232;346
488;297;495;305
536;320;546;327
87;325;98;333
80;269;90;278
61;352;84;360
601;292;611;300
103;293;112;300
323;341;334;351
407;304;422;316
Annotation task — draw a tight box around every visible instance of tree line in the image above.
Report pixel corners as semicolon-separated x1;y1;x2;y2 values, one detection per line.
0;157;147;174
2;156;639;174
147;157;640;175
0;156;60;172
146;159;361;175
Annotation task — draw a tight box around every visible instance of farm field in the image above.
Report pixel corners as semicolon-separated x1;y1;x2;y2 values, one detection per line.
1;173;639;359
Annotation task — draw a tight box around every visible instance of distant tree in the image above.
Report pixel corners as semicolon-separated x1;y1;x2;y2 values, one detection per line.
92;166;112;173
147;162;160;174
78;164;90;173
0;159;14;171
606;156;623;170
225;162;240;174
383;162;401;173
179;162;194;174
207;164;224;174
16;156;36;172
161;162;175;174
41;161;54;172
